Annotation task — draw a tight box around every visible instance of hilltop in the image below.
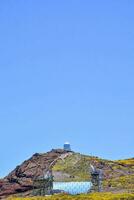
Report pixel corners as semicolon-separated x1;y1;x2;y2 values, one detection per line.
0;149;133;198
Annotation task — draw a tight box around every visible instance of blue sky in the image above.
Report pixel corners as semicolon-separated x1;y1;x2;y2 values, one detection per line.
0;0;134;177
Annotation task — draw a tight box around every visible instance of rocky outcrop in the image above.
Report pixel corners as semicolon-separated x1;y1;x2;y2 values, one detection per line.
0;149;69;198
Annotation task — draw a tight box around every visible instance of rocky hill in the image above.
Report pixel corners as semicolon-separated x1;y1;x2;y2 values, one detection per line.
0;149;67;198
0;149;133;198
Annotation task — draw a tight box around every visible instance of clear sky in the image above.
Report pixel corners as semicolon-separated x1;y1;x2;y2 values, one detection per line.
0;0;134;178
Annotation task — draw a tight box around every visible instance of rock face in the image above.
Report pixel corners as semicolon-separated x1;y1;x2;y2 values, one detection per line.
0;149;68;198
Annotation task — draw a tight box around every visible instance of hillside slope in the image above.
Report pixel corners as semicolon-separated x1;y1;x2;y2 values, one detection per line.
53;153;134;192
0;149;133;198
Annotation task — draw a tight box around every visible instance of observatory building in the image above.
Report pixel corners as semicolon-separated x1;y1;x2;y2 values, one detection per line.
63;142;71;151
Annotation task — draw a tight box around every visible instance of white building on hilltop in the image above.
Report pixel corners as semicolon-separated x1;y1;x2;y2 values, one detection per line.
63;142;71;151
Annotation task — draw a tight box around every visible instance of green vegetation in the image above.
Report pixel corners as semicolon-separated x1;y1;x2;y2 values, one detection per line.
52;153;134;192
116;159;134;167
52;153;91;181
103;174;134;193
8;193;134;200
104;158;134;192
